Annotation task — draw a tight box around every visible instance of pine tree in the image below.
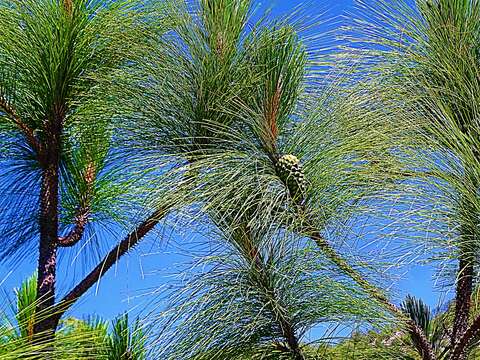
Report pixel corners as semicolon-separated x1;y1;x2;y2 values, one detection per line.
0;0;174;342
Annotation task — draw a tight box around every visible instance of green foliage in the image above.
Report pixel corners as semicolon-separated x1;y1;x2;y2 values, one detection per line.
319;330;419;360
6;0;480;359
0;274;107;359
106;313;146;360
153;231;383;359
402;296;432;339
14;272;37;341
0;0;173;263
127;0;421;358
0;275;149;359
346;0;480;277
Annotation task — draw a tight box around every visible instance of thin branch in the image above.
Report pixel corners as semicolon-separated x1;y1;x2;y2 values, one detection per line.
275;153;436;359
262;77;282;152
0;97;41;154
307;229;437;360
53;206;168;323
64;0;73;16
58;162;96;247
57;211;89;247
234;223;305;360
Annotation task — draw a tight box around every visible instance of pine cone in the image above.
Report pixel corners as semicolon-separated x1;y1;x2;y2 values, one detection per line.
275;154;307;201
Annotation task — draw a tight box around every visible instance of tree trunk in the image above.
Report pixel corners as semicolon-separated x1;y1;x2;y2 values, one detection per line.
449;183;477;360
453;258;473;338
450;257;474;360
33;109;62;339
279;317;304;360
33;155;60;337
450;311;480;360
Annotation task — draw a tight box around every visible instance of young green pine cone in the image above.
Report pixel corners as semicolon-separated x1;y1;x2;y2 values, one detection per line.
275;154;307;201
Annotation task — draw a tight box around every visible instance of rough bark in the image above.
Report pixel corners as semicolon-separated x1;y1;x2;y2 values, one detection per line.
449;187;477;360
409;323;439;360
451;311;480;360
33;107;62;338
278;317;304;360
448;257;474;360
57;212;88;247
452;258;474;340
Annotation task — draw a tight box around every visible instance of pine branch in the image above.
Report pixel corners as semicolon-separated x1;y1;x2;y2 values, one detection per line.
63;0;72;16
58;162;96;247
307;228;437;360
232;223;305;360
0;97;41;155
57;211;89;247
262;78;282;153
53;206;168;323
274;151;436;359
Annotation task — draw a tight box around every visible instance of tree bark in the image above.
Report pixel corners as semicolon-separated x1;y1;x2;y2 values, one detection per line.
448;257;474;360
451;311;480;360
452;259;473;338
33;109;62;339
449;184;477;360
278;317;304;360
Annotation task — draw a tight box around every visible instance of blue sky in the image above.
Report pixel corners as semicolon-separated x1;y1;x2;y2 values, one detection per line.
0;0;439;341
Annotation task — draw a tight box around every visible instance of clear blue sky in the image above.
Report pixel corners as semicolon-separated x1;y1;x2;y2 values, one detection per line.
0;0;438;341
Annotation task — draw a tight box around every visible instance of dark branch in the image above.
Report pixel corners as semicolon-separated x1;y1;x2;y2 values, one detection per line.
307;229;437;360
235;224;305;360
0;97;41;154
408;323;438;360
58;162;96;247
57;211;89;247
53;207;168;322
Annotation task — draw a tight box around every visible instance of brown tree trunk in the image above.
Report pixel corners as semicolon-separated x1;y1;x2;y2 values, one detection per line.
451;311;480;360
450;258;474;360
453;258;473;338
33;110;62;339
279;317;304;360
449;184;477;360
33;1;71;338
